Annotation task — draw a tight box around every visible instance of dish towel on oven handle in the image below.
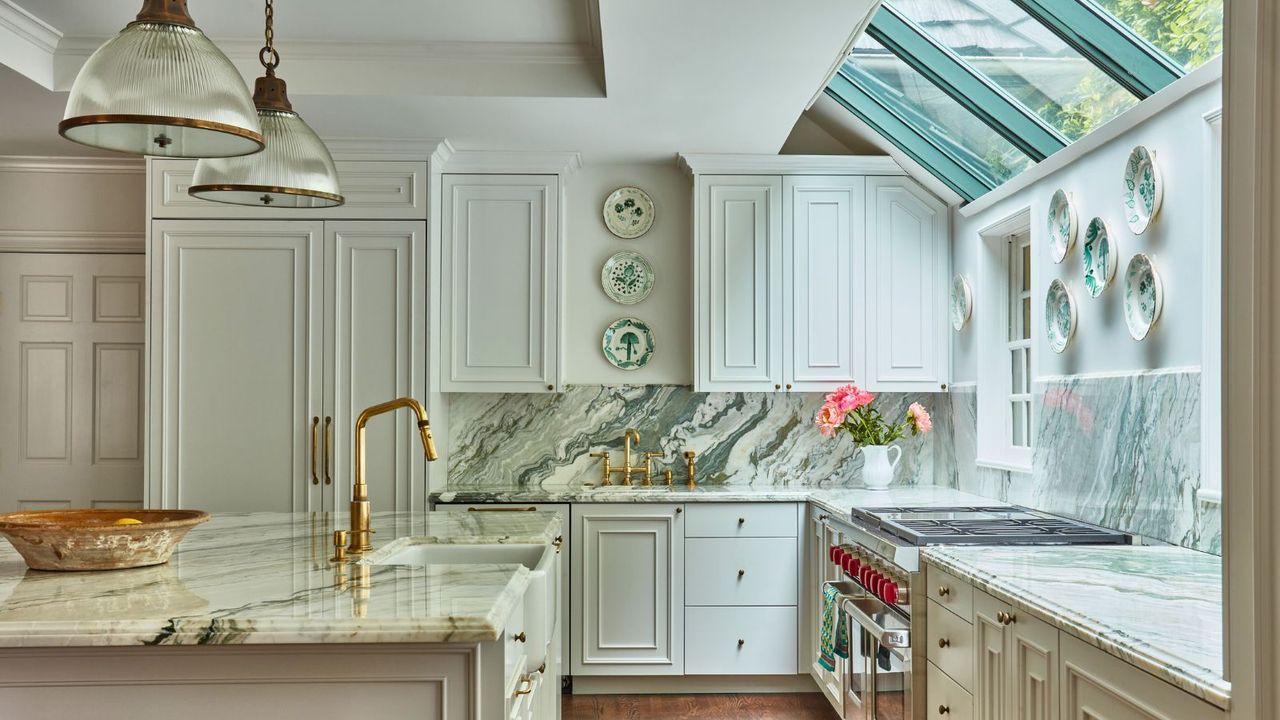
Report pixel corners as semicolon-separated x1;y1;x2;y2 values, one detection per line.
818;583;849;671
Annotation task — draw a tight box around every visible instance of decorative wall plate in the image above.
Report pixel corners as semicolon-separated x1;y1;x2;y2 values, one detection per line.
1123;253;1164;340
950;275;972;331
1045;279;1076;354
1123;146;1163;234
1047;188;1077;264
602;317;655;370
601;251;655;305
603;187;655;239
1082;217;1116;298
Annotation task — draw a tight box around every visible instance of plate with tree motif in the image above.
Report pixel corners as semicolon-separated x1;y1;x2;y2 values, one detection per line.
602;317;655;370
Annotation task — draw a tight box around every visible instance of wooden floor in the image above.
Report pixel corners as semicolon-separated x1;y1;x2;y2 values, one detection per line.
562;693;839;720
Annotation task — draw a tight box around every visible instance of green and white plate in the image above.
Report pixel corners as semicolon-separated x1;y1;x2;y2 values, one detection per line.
1082;217;1116;298
603;187;655;239
602;317;655;370
601;251;655;305
1047;188;1077;264
1123;146;1163;234
1045;279;1076;354
950;274;972;331
1124;253;1163;340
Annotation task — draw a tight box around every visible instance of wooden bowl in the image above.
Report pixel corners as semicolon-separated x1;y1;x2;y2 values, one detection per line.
0;509;209;571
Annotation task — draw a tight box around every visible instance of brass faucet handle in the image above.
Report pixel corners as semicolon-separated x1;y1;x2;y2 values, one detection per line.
663;469;674;486
589;451;613;485
643;452;666;486
330;530;349;563
684;450;697;487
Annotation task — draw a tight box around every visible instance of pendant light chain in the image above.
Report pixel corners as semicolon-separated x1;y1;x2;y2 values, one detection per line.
259;0;279;76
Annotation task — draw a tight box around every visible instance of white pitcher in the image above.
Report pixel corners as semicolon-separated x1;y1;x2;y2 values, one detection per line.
858;444;901;490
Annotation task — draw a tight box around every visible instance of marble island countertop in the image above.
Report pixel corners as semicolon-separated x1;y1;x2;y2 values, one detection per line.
0;510;562;647
923;544;1228;710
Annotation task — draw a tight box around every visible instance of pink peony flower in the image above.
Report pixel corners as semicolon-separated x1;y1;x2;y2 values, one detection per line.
815;401;845;438
826;384;875;414
907;402;932;434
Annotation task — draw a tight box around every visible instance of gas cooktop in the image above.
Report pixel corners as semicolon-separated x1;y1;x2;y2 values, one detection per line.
849;505;1131;546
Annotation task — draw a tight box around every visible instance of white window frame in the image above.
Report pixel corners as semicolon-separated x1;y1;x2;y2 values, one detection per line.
1007;232;1033;451
976;208;1033;472
1200;106;1223;504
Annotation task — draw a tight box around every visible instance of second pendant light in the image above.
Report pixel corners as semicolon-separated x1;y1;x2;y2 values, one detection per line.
189;0;344;207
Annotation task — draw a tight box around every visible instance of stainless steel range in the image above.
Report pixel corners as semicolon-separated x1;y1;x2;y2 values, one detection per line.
814;505;1131;720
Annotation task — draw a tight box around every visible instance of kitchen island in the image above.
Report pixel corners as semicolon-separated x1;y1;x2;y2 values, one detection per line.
0;510;563;719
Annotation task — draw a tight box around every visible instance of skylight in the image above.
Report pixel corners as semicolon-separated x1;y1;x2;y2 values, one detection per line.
826;0;1221;201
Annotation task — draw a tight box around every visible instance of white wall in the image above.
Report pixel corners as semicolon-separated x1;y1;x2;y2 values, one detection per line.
563;162;693;384
0;161;144;236
951;79;1222;383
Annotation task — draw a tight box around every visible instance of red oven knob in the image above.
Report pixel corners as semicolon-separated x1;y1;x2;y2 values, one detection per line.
830;545;842;563
872;572;886;595
882;581;898;604
847;556;862;575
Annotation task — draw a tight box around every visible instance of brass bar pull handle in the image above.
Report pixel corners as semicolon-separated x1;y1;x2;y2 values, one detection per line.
466;506;538;512
310;417;320;485
324;416;333;485
514;675;534;696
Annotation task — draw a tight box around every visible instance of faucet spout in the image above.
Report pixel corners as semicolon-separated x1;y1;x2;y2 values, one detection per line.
349;397;438;554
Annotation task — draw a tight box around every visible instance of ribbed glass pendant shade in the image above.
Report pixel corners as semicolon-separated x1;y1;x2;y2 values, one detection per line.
59;5;263;158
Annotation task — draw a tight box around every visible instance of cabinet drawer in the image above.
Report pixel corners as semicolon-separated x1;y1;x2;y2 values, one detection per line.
926;600;973;691
927;565;973;621
504;595;527;693
686;537;798;606
686;606;797;675
684;503;798;538
927;661;973;720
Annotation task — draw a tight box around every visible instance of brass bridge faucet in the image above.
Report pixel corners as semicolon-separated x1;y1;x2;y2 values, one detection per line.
348;397;439;554
590;429;674;486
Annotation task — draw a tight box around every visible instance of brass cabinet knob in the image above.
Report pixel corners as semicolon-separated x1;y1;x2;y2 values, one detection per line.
1005;612;1017;625
513;632;527;643
738;569;746;578
938;638;951;648
738;517;745;525
785;384;792;390
996;611;1006;624
737;639;745;648
546;384;554;392
675;507;683;514
774;384;781;390
938;586;951;597
552;535;564;554
938;705;950;715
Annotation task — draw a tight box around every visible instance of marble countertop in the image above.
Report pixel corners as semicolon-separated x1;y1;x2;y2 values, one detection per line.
923;545;1228;710
0;510;562;647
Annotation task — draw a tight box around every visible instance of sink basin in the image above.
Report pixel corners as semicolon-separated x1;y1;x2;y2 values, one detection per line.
370;543;547;568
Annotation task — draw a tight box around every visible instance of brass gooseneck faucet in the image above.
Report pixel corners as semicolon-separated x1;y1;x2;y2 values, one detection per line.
348;397;438;554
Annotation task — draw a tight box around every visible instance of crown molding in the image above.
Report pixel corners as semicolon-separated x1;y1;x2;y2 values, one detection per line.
0;0;60;89
0;156;144;174
0;1;59;54
441;150;583;176
677;153;905;176
0;230;143;253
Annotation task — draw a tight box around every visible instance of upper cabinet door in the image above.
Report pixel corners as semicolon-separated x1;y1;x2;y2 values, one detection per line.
149;220;325;512
865;177;949;391
150;159;428;220
696;175;783;392
784;176;866;392
440;174;560;393
323;221;427;513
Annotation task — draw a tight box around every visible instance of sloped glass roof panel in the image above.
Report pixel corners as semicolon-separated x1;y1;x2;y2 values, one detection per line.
890;0;1139;140
1086;0;1223;71
847;35;1034;188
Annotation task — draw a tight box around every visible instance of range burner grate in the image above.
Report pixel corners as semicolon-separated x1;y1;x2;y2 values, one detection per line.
850;504;1131;546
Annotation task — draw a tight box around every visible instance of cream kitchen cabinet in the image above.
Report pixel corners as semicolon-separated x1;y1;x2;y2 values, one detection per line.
688;160;947;393
1059;634;1224;720
973;589;1058;720
440;174;562;393
147;219;427;512
570;503;684;676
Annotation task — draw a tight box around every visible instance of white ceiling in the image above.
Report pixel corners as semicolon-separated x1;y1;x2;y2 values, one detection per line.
0;0;878;161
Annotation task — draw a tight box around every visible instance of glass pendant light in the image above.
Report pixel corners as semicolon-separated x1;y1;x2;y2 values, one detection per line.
188;0;343;208
60;0;263;158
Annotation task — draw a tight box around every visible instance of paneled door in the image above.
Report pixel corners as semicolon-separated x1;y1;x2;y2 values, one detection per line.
149;220;324;511
324;221;427;512
1010;609;1059;720
571;503;684;676
696;175;784;391
0;253;145;511
974;591;1010;720
784;176;866;391
440;174;560;393
865;177;948;391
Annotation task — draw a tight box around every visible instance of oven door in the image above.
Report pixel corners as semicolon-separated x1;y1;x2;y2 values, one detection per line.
843;595;913;720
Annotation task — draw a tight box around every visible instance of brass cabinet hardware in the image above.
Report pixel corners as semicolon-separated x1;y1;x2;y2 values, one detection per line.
737;517;745;524
546;384;554;392
589;451;613;485
938;705;950;715
323;416;333;485
938;586;951;597
514;675;534;696
737;569;745;578
938;638;951;648
348;398;439;554
737;639;745;648
552;535;564;554
310;417;320;485
330;530;348;563
513;632;527;643
536;662;546;674
785;383;792;390
996;611;1006;624
467;506;537;512
996;611;1017;625
774;384;781;390
818;514;829;522
675;507;683;514
684;451;697;487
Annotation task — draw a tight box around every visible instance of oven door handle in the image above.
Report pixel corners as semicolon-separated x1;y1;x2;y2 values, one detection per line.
842;595;910;650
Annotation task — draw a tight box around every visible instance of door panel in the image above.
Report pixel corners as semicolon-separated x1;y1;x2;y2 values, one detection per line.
973;591;1009;720
0;254;145;510
1011;611;1059;720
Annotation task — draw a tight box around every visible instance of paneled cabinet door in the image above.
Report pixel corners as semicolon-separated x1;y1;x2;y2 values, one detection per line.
1059;634;1225;720
571;504;684;676
696;175;783;391
441;175;560;393
784;176;866;391
149;220;325;511
1010;608;1059;720
864;177;948;391
323;221;427;512
973;591;1010;720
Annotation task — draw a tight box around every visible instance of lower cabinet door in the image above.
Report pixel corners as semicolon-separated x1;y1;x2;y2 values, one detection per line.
973;591;1010;720
1059;634;1225;720
685;606;798;675
571;504;684;675
1009;610;1058;720
928;661;974;720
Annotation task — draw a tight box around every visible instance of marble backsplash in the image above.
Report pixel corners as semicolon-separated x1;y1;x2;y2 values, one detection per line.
446;385;951;490
946;371;1220;554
